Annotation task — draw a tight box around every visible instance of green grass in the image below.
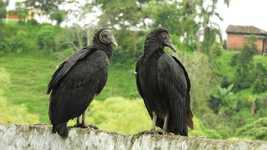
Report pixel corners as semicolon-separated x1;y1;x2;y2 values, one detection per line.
0;53;58;123
0;52;139;123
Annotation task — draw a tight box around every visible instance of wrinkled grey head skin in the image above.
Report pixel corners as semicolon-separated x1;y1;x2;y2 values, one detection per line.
98;29;118;47
144;28;176;55
92;28;117;58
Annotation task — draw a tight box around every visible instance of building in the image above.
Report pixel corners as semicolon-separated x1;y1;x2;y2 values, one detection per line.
5;0;35;22
226;25;267;55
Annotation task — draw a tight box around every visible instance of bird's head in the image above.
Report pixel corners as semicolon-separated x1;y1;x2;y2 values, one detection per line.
94;28;118;48
144;28;176;54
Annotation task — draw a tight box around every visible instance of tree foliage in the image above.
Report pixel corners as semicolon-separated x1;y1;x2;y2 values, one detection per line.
24;0;65;13
95;0;151;29
0;0;6;20
16;2;29;23
231;37;257;91
49;10;66;25
91;0;230;53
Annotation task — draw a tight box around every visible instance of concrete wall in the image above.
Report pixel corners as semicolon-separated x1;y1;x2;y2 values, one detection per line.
0;124;267;150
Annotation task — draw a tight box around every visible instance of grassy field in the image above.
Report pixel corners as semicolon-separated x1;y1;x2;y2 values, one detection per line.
0;52;139;123
0;53;55;123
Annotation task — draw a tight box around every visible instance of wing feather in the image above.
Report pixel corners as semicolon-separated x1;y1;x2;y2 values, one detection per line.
49;50;108;124
157;54;193;134
135;57;145;98
47;47;95;94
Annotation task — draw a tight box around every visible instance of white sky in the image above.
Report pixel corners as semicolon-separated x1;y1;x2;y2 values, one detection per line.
7;0;267;39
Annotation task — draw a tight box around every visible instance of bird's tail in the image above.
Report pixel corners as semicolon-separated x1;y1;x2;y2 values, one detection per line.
167;94;189;136
186;110;194;129
186;93;194;129
52;123;69;138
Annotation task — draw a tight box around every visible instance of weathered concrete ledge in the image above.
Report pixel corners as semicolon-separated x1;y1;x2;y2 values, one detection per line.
0;124;267;150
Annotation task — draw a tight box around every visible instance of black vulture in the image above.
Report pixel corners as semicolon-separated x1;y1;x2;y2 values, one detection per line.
47;28;117;138
135;28;193;136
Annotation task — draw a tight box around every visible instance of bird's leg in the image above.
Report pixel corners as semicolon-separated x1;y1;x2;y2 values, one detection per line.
162;113;169;134
76;117;80;126
80;111;98;129
73;116;81;128
81;112;86;127
150;112;163;134
72;113;86;128
152;111;157;130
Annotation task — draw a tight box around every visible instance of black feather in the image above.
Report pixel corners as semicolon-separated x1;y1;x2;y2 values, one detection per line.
136;28;193;136
47;29;113;138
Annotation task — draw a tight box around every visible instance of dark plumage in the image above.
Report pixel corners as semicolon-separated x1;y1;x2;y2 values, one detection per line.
136;28;193;136
47;28;117;138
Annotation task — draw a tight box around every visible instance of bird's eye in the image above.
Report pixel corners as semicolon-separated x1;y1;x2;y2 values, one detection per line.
161;33;168;40
103;34;108;38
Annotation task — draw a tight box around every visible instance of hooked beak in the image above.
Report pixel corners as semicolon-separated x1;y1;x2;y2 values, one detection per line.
164;40;176;52
111;35;118;47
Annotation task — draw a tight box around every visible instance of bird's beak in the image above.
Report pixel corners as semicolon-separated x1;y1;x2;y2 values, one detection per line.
164;39;176;52
111;35;118;47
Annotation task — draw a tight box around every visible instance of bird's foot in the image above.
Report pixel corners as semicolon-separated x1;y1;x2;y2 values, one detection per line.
133;128;167;140
87;124;98;129
73;123;98;129
139;128;166;135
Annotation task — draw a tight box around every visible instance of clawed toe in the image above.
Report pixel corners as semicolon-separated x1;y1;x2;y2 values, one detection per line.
87;124;98;129
139;129;166;135
73;123;98;129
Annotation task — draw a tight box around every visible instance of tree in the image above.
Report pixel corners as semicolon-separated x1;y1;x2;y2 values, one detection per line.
199;0;230;53
16;2;28;23
24;0;65;13
94;0;230;52
73;0;230;57
94;0;151;29
231;37;257;91
0;0;7;23
61;25;97;51
49;10;65;25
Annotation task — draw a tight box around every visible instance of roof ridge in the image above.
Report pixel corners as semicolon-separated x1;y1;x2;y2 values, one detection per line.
226;25;267;35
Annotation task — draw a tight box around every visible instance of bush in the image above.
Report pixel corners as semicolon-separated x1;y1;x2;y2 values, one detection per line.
113;30;145;61
85;97;151;134
236;118;267;140
49;10;66;25
253;63;267;93
231;41;257;91
37;25;58;52
220;76;231;88
208;95;221;113
0;23;66;54
0;26;36;54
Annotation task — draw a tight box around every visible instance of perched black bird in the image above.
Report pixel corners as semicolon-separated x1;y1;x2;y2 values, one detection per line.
136;28;193;136
47;28;117;138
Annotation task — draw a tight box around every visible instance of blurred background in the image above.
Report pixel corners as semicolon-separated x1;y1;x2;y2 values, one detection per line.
0;0;266;140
